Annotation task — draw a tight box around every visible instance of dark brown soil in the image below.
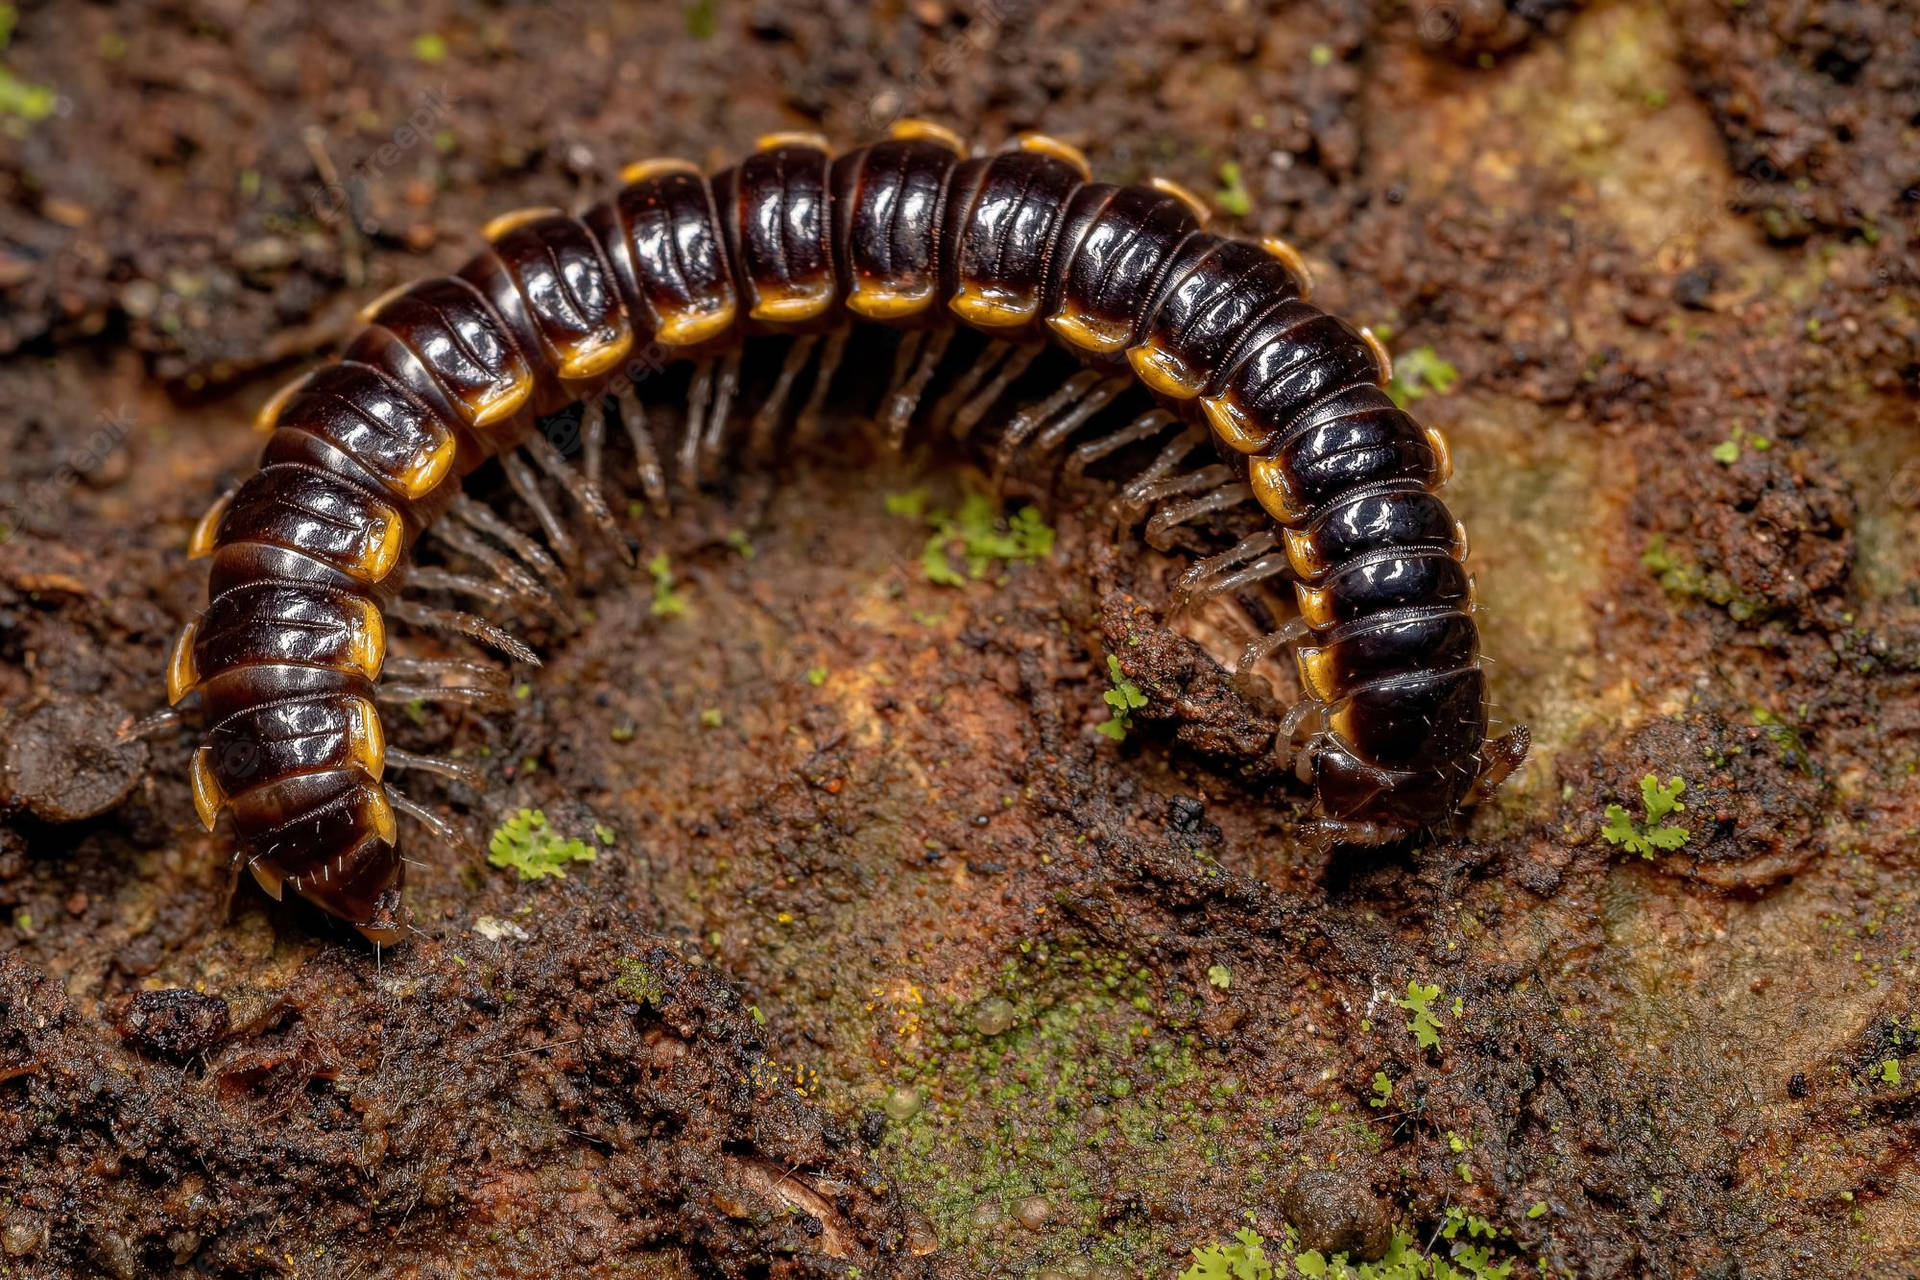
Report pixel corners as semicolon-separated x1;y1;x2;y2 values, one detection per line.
2;2;1918;1277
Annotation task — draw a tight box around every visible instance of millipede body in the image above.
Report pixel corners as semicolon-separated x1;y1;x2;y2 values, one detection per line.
168;119;1526;945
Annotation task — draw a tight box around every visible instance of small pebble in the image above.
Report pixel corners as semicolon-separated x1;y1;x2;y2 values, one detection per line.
884;1085;924;1121
972;996;1015;1036
904;1211;939;1255
1015;1194;1052;1230
1280;1169;1393;1260
970;1200;1001;1229
0;695;147;823
1;1214;44;1257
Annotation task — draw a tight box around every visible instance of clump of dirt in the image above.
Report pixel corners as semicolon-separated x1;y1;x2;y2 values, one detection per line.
2;925;918;1277
2;0;1919;1276
1675;0;1920;243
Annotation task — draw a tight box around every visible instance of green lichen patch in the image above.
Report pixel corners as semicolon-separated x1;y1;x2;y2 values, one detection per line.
1182;1215;1529;1280
486;809;598;881
874;944;1244;1272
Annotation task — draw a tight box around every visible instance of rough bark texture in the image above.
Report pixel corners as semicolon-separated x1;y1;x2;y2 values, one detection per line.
1;1;1916;1276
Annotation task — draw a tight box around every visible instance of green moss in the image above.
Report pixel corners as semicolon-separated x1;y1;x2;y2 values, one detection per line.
1097;655;1149;741
875;944;1220;1269
487;809;597;881
1751;707;1811;774
1397;980;1445;1052
613;956;665;1006
1215;162;1252;218
1384;347;1460;409
684;0;718;39
891;490;1054;587
1600;774;1690;858
1182;1220;1526;1280
647;552;688;618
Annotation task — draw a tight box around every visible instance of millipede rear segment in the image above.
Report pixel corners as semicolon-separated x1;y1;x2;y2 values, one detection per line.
164;120;1527;945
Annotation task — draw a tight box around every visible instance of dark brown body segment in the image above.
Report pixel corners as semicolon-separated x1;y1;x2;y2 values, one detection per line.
176;121;1505;946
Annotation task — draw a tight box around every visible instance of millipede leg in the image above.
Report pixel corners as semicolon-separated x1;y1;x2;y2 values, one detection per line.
388;789;472;850
387;599;539;666
1299;818;1408;850
430;517;554;608
405;566;518;609
1175;530;1281;608
582;396;608;494
993;371;1127;488
503;451;580;569
386;746;486;790
884;330;927;406
1110;441;1217;528
951;344;1043;440
613;389;670;518
679;358;714;487
794;328;848;445
749;334;819;461
880;328;954;450
1145;481;1254;550
1196;552;1293;603
450;493;567;593
378;657;512;710
1466;726;1532;803
524;433;633;565
928;339;1012;432
1273;695;1325;778
1064;409;1181;489
376;682;511;710
1025;375;1130;464
698;346;744;480
1124;461;1234;509
384;656;512;686
119;707;184;742
1237;617;1314;696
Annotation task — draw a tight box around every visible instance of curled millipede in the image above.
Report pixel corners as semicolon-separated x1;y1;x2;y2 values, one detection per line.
165;119;1528;945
